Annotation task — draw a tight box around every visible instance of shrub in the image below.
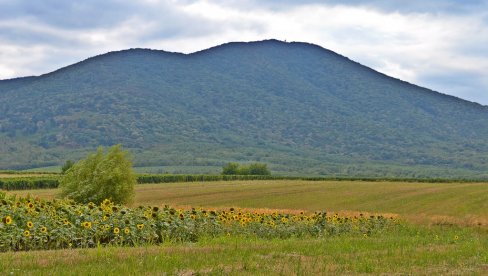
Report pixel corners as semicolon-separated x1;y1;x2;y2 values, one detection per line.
222;162;271;175
61;160;74;174
59;145;136;204
247;163;271;175
222;163;240;175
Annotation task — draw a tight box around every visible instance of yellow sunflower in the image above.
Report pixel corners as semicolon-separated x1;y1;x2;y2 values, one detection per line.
82;221;92;229
3;216;13;225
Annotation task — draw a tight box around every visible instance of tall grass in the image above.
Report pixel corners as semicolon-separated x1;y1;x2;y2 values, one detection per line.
1;224;486;274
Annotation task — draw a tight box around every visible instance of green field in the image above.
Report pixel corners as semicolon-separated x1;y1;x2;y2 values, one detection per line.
2;228;487;275
2;180;488;274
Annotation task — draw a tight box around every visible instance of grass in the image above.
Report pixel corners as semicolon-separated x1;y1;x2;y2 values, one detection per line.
8;180;488;227
0;224;486;275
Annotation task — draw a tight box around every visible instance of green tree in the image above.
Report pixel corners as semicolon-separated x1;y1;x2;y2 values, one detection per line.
222;162;271;175
61;160;74;174
222;162;239;175
59;145;136;204
237;165;250;175
247;163;271;175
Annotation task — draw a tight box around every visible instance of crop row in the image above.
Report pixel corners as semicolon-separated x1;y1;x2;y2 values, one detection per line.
2;174;486;191
0;175;280;190
0;178;59;190
0;192;397;251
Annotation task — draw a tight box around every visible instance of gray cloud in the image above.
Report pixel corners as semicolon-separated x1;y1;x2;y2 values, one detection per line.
237;0;488;14
0;0;487;105
0;0;142;29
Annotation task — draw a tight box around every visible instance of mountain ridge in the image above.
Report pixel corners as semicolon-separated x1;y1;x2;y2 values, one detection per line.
1;39;487;177
0;39;487;107
3;40;480;107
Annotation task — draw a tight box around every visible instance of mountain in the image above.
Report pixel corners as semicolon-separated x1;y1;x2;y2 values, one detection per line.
1;39;488;177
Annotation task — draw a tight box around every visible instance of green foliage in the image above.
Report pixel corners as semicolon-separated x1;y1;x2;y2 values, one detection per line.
2;40;488;178
246;163;271;175
59;145;136;204
223;163;271;175
0;177;59;190
0;193;397;251
222;163;239;175
61;160;74;174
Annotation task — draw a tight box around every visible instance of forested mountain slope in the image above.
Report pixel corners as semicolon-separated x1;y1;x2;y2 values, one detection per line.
1;39;487;177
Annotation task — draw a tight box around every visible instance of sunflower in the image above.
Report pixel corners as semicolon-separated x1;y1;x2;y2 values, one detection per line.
27;202;35;209
27;221;34;228
3;216;13;225
40;226;48;233
63;219;70;225
124;228;130;234
23;230;30;237
113;227;120;234
82;221;92;229
136;224;144;230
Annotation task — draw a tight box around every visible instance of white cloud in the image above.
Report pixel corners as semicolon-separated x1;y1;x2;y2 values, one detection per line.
0;0;487;104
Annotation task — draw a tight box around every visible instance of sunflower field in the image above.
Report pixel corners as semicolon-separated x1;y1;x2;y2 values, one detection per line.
0;191;398;252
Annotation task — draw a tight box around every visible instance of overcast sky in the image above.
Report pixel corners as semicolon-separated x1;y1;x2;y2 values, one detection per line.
1;0;487;104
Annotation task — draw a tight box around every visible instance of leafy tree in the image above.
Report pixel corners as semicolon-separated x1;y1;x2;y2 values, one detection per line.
222;162;271;175
247;163;271;175
59;145;136;204
222;162;239;175
236;166;250;175
61;160;74;174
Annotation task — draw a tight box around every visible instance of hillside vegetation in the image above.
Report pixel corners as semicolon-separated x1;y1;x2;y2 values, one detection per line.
1;40;488;177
